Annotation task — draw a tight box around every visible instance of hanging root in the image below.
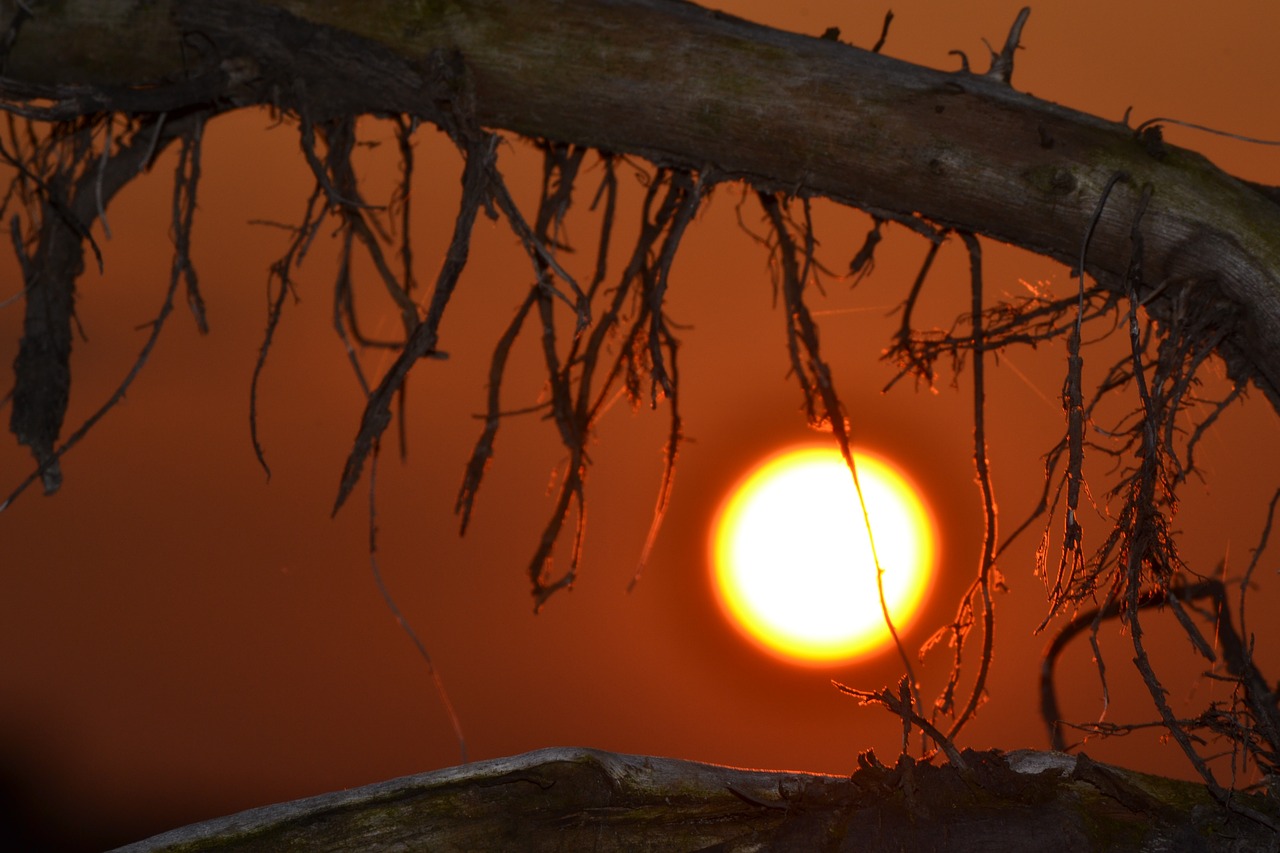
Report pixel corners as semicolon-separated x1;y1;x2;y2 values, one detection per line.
1025;173;1275;806
332;130;496;514
2;112;208;506
517;163;706;608
938;233;1001;741
754;191;932;745
367;443;468;764
439;147;710;607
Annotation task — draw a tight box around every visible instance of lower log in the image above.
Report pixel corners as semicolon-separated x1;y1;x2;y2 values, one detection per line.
112;746;1279;852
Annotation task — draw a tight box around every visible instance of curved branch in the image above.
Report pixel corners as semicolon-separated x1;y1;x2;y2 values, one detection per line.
5;0;1279;409
114;746;1280;852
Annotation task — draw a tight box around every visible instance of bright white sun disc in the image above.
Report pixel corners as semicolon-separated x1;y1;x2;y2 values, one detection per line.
710;445;936;665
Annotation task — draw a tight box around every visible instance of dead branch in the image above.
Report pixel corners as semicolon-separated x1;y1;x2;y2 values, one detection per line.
2;112;205;504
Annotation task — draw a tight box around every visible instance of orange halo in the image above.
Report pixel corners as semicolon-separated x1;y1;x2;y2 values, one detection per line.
709;444;936;666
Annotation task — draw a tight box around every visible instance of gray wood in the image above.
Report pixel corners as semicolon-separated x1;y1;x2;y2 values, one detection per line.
110;746;1280;852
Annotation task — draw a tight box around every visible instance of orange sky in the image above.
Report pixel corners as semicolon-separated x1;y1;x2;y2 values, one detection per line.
4;1;1280;849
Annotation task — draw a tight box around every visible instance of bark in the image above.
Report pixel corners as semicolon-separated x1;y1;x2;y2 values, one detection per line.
2;0;1280;411
110;746;1279;852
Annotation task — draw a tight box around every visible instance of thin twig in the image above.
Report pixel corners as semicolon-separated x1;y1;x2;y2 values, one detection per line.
944;231;999;743
367;443;468;763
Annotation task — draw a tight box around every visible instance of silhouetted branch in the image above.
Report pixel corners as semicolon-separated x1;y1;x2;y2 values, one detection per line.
2;112;204;505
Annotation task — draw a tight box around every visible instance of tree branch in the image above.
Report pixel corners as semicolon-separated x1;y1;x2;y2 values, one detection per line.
2;0;1278;410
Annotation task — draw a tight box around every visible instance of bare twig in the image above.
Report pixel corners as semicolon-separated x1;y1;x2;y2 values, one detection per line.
366;444;468;763
870;11;894;54
985;7;1031;84
250;183;326;480
941;232;999;743
333;133;496;515
757;190;923;738
834;678;968;770
1038;171;1130;622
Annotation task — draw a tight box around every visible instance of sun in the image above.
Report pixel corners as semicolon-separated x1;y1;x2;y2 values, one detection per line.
709;444;936;666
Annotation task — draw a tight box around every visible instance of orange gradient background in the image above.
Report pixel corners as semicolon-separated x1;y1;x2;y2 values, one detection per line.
710;445;935;665
3;2;1280;850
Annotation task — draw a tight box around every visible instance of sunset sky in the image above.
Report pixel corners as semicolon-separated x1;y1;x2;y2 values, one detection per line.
4;1;1280;849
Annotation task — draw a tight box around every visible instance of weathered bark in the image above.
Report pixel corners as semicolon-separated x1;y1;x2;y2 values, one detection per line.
2;0;1280;411
110;746;1279;852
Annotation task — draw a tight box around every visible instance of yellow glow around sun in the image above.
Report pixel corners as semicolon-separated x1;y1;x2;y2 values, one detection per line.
710;445;936;666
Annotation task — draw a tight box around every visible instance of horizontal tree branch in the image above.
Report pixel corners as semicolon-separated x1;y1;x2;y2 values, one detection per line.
4;0;1280;411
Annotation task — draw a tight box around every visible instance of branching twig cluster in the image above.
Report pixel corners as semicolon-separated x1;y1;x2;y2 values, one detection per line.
825;166;1273;798
459;153;708;607
1026;176;1278;817
254;111;713;610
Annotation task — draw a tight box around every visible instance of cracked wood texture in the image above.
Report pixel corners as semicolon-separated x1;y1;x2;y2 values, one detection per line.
4;0;1280;412
111;747;1279;852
